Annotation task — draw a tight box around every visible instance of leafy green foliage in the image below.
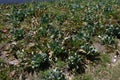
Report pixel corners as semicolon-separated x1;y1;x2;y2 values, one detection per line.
40;13;54;24
77;30;92;42
16;50;26;61
11;9;25;21
37;27;47;37
42;68;66;80
101;35;115;45
81;44;100;62
31;53;49;69
56;14;67;25
58;0;67;7
36;4;47;10
67;53;86;74
49;40;68;60
0;68;10;80
0;58;5;68
69;3;80;10
106;25;120;39
10;5;35;27
10;28;25;40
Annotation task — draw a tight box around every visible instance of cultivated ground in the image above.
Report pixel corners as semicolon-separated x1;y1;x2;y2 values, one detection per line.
0;0;120;80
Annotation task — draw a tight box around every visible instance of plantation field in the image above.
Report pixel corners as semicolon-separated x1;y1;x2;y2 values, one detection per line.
0;0;120;80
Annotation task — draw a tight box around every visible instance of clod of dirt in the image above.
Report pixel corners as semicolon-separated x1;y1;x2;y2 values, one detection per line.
93;42;106;53
8;59;20;66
